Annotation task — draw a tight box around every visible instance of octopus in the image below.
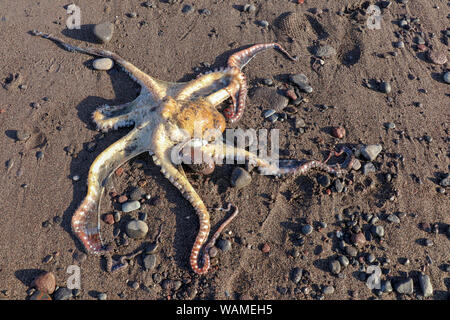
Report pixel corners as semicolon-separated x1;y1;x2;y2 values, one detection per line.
32;30;354;274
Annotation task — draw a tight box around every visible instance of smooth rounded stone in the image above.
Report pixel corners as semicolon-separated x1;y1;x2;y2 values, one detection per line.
93;22;114;43
208;246;218;258
230;167;252;189
381;280;393;293
267;114;278;123
72;175;80;181
338;255;349;268
322;286;335;295
243;4;256;13
73;251;87;263
122;200;141;212
334;179;344;193
53;287;73;300
395;278;414;295
36;151;44;160
143;254;157;270
385;122;396;129
216;239;232;252
419;273;433;297
16;130;31;141
317;174;331;187
32;272;56;294
428;50;447;65
125;219;148;239
372;225;385;238
345;246;358;257
399;19;408;28
387;214;400;223
263;109;276;118
331;126;346;139
361;144;382;161
93;58;114;71
301;224;313;235
257;20;269;28
250;87;288;110
113;211;121;223
97;292;107;300
366;253;376;263
439;174;450;187
295;117;306;129
29;290;52;300
291;267;303;284
314;44;336;58
424;238;433;247
413;36;425;45
351;232;366;247
394;41;405;49
352;159;361;171
443;72;450;84
379;81;391;94
329;259;341;275
362;162;376;175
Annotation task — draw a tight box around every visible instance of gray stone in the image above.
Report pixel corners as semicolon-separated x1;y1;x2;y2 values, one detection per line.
418;273;433;297
122;200;141;212
291;267;303;283
53;287;72;300
380;81;391;94
387;214;400;223
217;239;232;252
443;72;450;84
329;259;341;275
361;144;382;161
317;174;331;187
125;219;148;239
263;109;276;118
16;130;31;141
290;74;313;93
334;179;344;193
143;254;157;270
439;174;450;187
315;45;336;58
381;280;393;293
231;167;252;189
93;58;113;71
345;246;358;257
93;22;114;43
338;255;349;268
301;224;313;235
322;286;335;295
97;292;107;300
363;162;376;175
372;225;385;238
395;278;414;294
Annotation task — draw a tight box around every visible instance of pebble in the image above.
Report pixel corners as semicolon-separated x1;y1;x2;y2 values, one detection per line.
395;278;414;295
16;130;31;141
230;167;252;189
182;4;194;14
413;36;425;45
295;117;306;129
394;41;404;49
98;292;107;300
73;251;87;263
314;45;336;58
361;144;382;161
122;200;141;212
113;211;121;223
29;290;52;300
32;272;56;294
345;246;358;257
217;239;232;252
93;22;114;43
418;273;433;297
329;259;341;275
338;255;349;268
261;243;270;253
93;58;114;71
53;287;73;300
322;286;335;295
352;159;361;171
317;174;331;187
385;122;396;129
331;126;346;139
291;267;303;284
257;20;269;28
334;179;344;193
301;224;313;235
103;213;115;225
443;72;450;84
263;109;276;118
243;4;256;13
381;280;393;293
372;225;385;238
351;232;366;247
362;162;376;175
290;73;313;93
379;81;391;94
125;219;148;239
387;214;400;223
36;151;44;160
72;175;80;182
366;253;376;263
428;50;448;65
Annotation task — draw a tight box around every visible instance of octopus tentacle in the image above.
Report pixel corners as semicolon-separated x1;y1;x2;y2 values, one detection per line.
31;30;169;100
92;100;138;132
72;124;152;254
227;43;298;70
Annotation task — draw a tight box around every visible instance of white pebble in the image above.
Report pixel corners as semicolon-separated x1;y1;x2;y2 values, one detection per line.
93;58;114;71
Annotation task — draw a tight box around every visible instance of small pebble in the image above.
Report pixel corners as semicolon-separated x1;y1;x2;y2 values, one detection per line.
244;4;256;13
379;81;391;94
334;179;344;193
395;278;414;294
331;126;346;139
329;260;341;275
93;22;114;43
322;286;335;295
16;130;31;141
72;175;80;182
97;292;107;300
338;255;349;268
428;50;448;65
130;187;146;201
93;58;114;71
182;4;194;14
53;287;72;300
263;109;276;118
113;211;121;223
122;200;141;212
261;243;270;253
418;273;433;297
32;272;56;294
394;41;404;49
257;20;269;28
372;225;385;238
216;239;232;252
443;72;450;84
291;267;303;284
362;162;376;175
301;224;313;235
125;219;148;239
29;290;52;300
230;167;252;189
387;214;400;223
361;144;382;161
317;174;331;187
345;246;358;257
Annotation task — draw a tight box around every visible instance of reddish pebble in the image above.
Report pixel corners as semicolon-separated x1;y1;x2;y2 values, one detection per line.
118;195;128;203
261;243;270;253
331;126;346;139
115;167;124;176
32;271;56;294
351;232;366;247
417;44;427;52
103;213;115;225
325;189;332;195
0;109;5;114
285;88;297;101
297;0;304;3
29;290;52;300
